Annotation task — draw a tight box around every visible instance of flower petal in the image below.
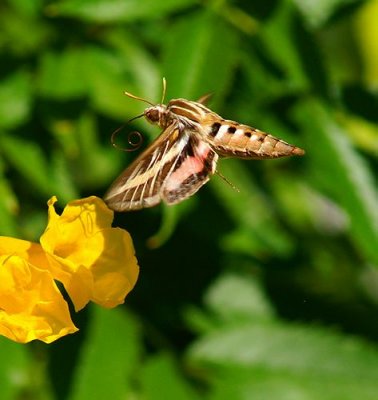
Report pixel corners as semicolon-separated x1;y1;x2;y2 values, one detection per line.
0;255;78;344
0;236;49;269
90;227;139;308
40;196;139;311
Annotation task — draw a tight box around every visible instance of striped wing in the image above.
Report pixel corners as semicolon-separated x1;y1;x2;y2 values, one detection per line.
104;123;218;211
162;135;218;205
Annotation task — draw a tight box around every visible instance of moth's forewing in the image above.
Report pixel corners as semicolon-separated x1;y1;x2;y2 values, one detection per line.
104;123;184;211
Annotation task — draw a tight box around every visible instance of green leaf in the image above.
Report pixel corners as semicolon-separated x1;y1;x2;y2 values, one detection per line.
37;49;88;100
20;209;48;241
0;156;18;236
140;353;199;400
189;322;378;379
50;0;197;23
187;275;378;399
293;0;363;28
146;200;196;248
69;307;141;400
83;46;137;120
0;339;30;400
50;150;79;202
0;70;32;129
293;99;378;265
204;274;275;322
210;159;294;257
163;11;238;103
8;0;44;17
240;50;289;106
70;112;117;188
259;1;309;92
0;135;53;197
0;189;18;237
103;29;161;103
210;367;378;400
0;6;50;55
354;0;378;88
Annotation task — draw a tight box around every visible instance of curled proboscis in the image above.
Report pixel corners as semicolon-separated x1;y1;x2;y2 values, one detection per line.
111;127;144;152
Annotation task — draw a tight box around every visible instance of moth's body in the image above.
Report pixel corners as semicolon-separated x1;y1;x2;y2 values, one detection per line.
104;97;304;211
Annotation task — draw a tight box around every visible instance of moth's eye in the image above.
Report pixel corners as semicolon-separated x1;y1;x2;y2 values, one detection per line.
145;108;160;123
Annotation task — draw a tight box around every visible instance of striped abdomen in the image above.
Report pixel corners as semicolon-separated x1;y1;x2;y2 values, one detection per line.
166;98;304;159
203;119;304;159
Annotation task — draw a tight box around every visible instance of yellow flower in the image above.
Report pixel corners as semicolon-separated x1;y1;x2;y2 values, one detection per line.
0;196;139;343
40;196;139;311
0;252;78;344
0;236;49;268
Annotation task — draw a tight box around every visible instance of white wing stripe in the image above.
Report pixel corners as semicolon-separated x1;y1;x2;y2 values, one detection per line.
147;139;171;198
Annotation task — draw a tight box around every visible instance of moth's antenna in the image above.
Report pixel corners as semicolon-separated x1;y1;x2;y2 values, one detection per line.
124;90;155;106
161;77;167;104
111;113;145;152
215;170;240;192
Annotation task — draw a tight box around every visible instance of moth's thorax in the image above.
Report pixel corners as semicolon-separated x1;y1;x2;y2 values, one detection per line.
167;99;209;124
144;104;170;128
144;99;209;130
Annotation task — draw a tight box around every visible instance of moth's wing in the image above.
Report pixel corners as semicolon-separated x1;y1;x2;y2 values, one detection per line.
162;133;218;205
104;122;188;211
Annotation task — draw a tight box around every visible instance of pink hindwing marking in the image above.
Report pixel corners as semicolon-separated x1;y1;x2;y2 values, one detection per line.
164;142;212;192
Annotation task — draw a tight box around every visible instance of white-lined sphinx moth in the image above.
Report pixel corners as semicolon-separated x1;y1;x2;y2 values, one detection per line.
104;84;304;212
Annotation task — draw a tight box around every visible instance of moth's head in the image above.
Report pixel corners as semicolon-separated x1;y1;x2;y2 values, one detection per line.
144;105;168;127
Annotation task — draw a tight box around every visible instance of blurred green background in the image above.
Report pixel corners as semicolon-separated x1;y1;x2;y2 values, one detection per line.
0;0;377;399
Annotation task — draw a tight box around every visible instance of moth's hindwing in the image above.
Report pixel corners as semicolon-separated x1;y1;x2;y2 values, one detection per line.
162;134;218;204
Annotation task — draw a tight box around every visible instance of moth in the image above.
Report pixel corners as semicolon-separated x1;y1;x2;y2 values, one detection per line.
104;81;304;212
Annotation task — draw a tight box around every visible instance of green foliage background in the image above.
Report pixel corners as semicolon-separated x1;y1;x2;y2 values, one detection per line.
0;0;377;399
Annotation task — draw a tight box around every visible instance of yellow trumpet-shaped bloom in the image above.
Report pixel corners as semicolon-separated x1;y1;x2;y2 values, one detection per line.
40;196;139;311
0;253;78;343
0;196;139;343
